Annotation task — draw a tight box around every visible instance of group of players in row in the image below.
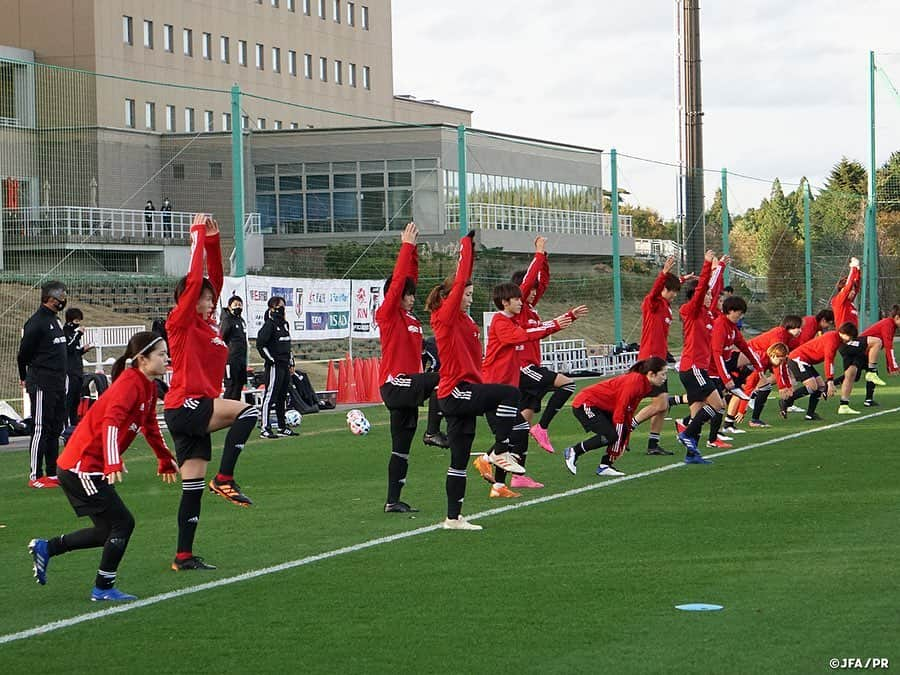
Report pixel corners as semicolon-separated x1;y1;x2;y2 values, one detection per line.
26;215;898;599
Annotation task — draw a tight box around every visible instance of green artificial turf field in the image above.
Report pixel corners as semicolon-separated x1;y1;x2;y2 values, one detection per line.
1;379;898;674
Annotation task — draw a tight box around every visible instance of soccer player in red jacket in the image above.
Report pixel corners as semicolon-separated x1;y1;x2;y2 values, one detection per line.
859;304;900;406
479;281;576;495
427;231;526;531
782;323;858;420
27;331;178;601
164;215;260;571
797;309;835;347
563;357;668;477
512;236;588;454
376;222;442;514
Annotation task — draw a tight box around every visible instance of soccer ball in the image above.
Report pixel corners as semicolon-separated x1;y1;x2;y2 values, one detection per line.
346;409;365;423
285;409;302;428
348;415;370;435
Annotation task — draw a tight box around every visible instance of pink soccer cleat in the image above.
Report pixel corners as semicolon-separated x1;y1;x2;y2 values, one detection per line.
529;424;555;454
510;474;544;489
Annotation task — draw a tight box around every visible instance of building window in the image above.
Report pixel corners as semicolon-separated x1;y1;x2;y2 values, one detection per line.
220;36;230;63
319;57;327;82
272;47;281;73
143;20;153;48
166;105;176;131
361;5;369;30
202;32;212;59
125;98;135;128
210;162;223;179
257;118;267;130
185;107;195;132
318;0;326;19
287;0;295;11
145;101;156;130
241;114;250;129
173;164;185;180
163;24;173;52
303;0;311;15
222;112;232;131
183;28;193;56
238;40;247;66
334;60;342;84
362;65;370;90
347;1;355;26
333;0;341;23
347;62;356;87
303;53;312;78
290;122;299;129
271;0;279;6
288;50;297;76
123;16;133;45
256;43;264;69
274;120;283;129
204;110;214;132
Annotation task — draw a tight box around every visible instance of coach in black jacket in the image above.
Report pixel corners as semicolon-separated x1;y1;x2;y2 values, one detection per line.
256;296;293;438
17;281;69;488
221;295;248;400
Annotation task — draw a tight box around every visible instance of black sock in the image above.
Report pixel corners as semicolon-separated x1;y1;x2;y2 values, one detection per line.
95;521;134;589
538;382;576;429
683;405;714;439
865;381;876;401
647;432;660;449
708;411;723;443
807;391;822;416
387;410;416;503
446;469;467;519
425;392;442;435
219;406;258;477
176;478;205;555
834;374;845;386
752;390;771;420
723;415;736;427
600;453;613;466
839;398;849;406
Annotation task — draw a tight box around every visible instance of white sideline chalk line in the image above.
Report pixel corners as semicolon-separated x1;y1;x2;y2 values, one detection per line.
2;405;898;646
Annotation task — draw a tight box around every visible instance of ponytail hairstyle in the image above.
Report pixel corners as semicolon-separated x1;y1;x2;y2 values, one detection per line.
890;304;900;319
816;308;835;324
174;275;215;304
766;342;789;360
629;356;668;376
111;331;166;381
425;275;472;312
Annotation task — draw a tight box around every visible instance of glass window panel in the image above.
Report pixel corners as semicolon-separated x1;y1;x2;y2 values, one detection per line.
306;193;332;232
414;158;438;169
306;162;330;172
332;162;356;172
306;174;330;190
388;189;413;230
359;160;384;172
333;192;359;232
256;164;276;175
388;171;411;187
257;194;277;233
360;190;385;230
279;175;303;191
333;174;357;189
279;194;304;233
279;163;303;174
361;173;383;188
387;159;411;171
256;176;276;192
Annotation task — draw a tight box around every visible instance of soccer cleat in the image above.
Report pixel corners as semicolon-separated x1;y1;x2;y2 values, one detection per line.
209;478;253;506
91;586;137;602
863;399;879;407
259;428;279;439
441;516;482;531
837;404;860;415
278;427;297;437
646;446;674;456
706;439;733;449
865;371;887;386
676;432;699;454
473;454;495;483
510;474;544;489
563;447;578;475
486;450;527;475
729;388;751;402
28;538;50;585
422;432;450;448
529;424;555;454
489;484;521;498
720;426;747;435
384;501;419;513
787;405;806;414
804;413;824;421
684;451;713;465
748;420;771;429
28;479;46;489
778;399;789;419
596;464;625;477
675;419;688;435
716;433;733;441
171;555;217;571
43;475;60;485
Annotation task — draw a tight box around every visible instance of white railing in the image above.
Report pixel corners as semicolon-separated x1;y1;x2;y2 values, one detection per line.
447;202;633;238
81;325;146;371
229;212;262;272
0;116;23;128
2;206;196;239
634;238;683;261
730;266;768;294
540;338;639;376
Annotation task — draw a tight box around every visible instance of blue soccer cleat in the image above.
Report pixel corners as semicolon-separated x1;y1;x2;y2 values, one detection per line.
91;586;138;602
28;538;50;585
676;432;699;454
684;451;713;465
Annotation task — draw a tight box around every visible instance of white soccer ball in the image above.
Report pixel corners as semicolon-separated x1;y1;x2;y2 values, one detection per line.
349;416;370;435
346;409;365;423
285;409;302;428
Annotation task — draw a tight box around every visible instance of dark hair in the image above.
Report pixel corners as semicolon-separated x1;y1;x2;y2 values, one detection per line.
111;331;166;381
816;309;835;324
174;275;215;303
781;314;802;330
384;274;416;298
891;304;900;319
492;282;522;310
65;307;84;322
267;295;285;310
723;285;735;294
629;356;668;375
722;296;747;314
425;277;472;312
683;279;699;301
510;270;527;287
228;295;244;306
837;322;858;339
40;280;67;304
663;273;681;292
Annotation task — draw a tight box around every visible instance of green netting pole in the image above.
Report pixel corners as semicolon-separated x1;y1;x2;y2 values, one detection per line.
803;179;812;316
611;148;622;344
231;84;246;276
721;168;730;285
865;50;879;324
457;124;468;236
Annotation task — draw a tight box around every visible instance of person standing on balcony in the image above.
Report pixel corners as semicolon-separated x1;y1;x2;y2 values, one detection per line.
144;200;156;237
161;197;172;237
63;308;94;428
17;281;69;489
221;295;248;401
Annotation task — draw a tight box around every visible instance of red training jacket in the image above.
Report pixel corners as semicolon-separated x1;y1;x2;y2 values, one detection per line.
483;311;560;386
789;331;843;380
678;259;714;371
572;372;653;459
376;241;423;383
515;250;550;367
861;318;898;373
831;266;860;328
638;270;674;360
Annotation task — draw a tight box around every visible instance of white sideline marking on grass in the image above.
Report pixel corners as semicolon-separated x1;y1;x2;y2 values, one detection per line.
3;405;898;646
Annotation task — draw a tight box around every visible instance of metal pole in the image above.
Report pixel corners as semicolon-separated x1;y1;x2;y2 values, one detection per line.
803;179;812;316
611;149;622;344
721;168;729;285
457;125;468;236
231;84;246;276
682;0;705;273
866;50;879;323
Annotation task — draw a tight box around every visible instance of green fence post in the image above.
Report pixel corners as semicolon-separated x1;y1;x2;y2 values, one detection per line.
231;84;245;276
721;168;729;285
457;125;468;236
803;179;812;316
611;149;622;344
866;50;879;324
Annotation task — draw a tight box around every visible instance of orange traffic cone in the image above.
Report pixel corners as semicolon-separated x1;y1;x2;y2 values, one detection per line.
326;359;337;392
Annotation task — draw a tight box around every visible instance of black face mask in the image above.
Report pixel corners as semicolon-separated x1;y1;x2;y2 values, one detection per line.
273;307;285;319
51;299;67;312
231;307;243;317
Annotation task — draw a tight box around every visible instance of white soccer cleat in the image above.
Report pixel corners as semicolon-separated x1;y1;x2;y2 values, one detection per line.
441;516;482;531
596;464;626;477
563;447;578;475
487;450;526;475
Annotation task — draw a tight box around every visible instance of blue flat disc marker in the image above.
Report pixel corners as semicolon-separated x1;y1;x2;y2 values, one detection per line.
675;603;724;612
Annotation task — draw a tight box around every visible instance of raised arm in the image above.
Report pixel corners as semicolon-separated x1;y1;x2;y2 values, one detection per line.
167;214;209;327
520;236;551;306
436;232;475;322
683;252;714;317
379;223;419;316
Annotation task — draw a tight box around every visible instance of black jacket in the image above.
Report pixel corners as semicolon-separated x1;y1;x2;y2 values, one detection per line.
18;306;67;390
256;313;293;367
221;311;248;362
63;322;89;376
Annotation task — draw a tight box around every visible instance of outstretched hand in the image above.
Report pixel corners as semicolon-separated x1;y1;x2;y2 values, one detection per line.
203;215;220;236
662;255;676;274
568;305;589;319
401;222;419;245
105;471;123;484
534;236;547;253
554;314;574;329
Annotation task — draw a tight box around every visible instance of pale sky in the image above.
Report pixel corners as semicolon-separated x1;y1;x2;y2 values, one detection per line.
392;0;900;220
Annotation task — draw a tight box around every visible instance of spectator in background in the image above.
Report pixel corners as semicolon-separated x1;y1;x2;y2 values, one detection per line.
221;295;248;401
17;281;69;489
63;308;94;428
144;200;156;236
257;296;294;438
161;197;172;237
